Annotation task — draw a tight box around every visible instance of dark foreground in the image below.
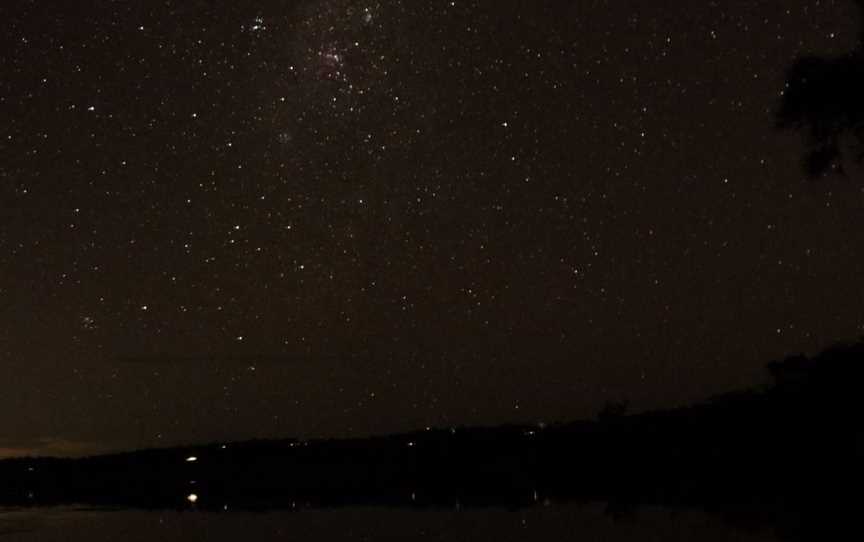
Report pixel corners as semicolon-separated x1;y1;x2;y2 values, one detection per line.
3;343;864;541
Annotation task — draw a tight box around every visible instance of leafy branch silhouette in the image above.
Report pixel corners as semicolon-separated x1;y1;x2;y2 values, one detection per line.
777;1;864;178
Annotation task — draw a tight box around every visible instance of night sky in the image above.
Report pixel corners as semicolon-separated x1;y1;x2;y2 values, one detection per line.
2;0;863;458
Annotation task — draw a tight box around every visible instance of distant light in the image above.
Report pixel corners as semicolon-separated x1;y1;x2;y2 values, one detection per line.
187;493;198;503
407;441;415;447
186;456;198;462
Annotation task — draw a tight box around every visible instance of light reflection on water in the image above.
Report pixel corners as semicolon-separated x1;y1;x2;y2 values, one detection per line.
0;503;780;542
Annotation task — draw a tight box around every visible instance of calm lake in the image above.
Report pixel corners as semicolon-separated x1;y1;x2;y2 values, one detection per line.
0;502;779;541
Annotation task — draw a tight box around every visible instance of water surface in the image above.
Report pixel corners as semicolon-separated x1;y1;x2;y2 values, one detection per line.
0;503;778;541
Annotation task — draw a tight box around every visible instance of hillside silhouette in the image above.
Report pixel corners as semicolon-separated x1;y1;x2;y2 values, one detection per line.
2;341;864;541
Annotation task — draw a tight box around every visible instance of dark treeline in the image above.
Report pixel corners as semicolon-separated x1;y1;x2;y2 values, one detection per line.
2;341;864;540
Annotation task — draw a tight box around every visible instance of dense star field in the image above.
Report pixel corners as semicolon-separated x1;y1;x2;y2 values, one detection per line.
1;0;863;457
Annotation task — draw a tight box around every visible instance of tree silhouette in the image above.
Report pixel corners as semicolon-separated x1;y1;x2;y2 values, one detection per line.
597;400;629;421
777;1;864;178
